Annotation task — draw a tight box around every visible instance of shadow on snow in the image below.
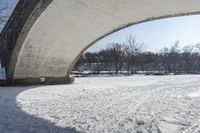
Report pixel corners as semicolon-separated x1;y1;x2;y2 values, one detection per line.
0;85;84;133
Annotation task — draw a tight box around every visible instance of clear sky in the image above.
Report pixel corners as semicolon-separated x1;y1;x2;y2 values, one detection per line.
2;0;200;53
0;0;18;13
87;15;200;52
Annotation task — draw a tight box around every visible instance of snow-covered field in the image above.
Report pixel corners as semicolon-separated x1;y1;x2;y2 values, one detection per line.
1;75;200;133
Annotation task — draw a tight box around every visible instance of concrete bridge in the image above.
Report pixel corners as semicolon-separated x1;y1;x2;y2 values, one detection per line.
1;0;200;85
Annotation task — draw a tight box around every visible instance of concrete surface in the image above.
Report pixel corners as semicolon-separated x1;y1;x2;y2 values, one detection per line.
1;0;200;84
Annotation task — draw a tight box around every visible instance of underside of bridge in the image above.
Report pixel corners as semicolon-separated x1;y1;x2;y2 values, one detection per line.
0;0;200;85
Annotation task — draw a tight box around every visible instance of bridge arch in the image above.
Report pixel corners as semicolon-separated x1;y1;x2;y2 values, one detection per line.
1;0;200;84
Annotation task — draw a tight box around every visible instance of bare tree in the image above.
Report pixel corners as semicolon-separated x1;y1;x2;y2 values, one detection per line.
182;45;194;54
160;47;171;73
93;56;102;74
125;35;145;74
169;41;180;73
0;2;8;30
107;43;123;75
196;43;200;51
182;45;194;72
123;44;131;75
160;41;180;73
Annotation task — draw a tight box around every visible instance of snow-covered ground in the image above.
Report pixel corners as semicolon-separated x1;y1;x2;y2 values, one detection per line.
1;75;200;133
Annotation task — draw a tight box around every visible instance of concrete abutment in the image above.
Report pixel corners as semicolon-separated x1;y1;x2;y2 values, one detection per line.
1;0;200;85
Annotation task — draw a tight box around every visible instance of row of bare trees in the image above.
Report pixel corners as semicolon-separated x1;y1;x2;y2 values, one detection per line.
74;36;200;75
74;35;145;75
106;36;145;74
159;42;200;73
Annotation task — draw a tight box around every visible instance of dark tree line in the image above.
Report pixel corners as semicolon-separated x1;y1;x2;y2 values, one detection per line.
74;35;200;75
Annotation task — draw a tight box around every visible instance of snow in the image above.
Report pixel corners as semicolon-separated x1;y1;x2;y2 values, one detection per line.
188;90;200;97
1;75;200;133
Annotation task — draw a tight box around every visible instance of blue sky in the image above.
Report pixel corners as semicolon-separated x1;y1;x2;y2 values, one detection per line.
0;0;18;13
88;15;200;52
2;0;200;52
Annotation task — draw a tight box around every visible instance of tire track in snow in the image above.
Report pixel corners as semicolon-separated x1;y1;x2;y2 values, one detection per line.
95;85;166;132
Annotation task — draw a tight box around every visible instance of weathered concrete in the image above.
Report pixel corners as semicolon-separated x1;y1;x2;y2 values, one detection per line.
0;0;53;84
1;0;200;84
